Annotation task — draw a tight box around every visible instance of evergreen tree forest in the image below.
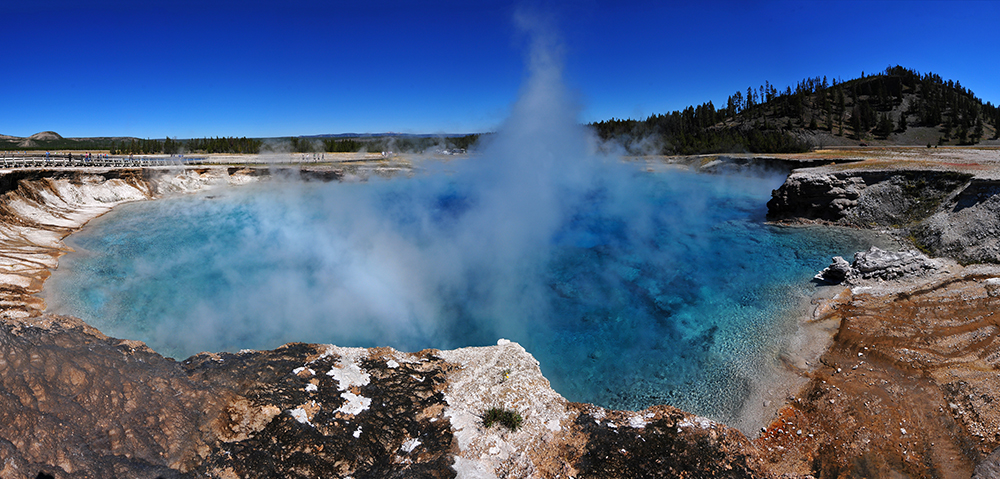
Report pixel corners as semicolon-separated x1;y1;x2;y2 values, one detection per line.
319;134;480;154
109;136;263;155
591;66;999;155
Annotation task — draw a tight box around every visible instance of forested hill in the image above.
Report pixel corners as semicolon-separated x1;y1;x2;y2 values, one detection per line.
592;65;1000;155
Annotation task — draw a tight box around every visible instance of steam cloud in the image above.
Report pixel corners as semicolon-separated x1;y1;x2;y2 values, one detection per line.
51;13;638;356
46;15;872;430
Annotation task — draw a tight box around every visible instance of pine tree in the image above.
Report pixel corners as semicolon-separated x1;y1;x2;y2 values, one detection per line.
851;109;863;138
972;117;984;143
957;125;969;144
875;113;894;138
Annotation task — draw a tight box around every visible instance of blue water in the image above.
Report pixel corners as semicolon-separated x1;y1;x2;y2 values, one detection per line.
44;166;885;424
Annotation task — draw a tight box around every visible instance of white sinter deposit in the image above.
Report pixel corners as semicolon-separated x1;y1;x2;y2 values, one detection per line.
439;339;571;478
0;167;259;320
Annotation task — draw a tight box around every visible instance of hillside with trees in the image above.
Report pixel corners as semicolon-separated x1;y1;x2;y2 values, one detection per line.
7;65;995;158
592;65;1000;155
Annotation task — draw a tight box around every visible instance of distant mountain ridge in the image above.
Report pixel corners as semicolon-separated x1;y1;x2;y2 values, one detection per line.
592;65;1000;155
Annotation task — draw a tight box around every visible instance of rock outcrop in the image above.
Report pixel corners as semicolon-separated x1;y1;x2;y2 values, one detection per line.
913;178;1000;263
767;164;1000;264
767;168;972;227
816;246;943;284
1;316;769;478
762;153;1000;476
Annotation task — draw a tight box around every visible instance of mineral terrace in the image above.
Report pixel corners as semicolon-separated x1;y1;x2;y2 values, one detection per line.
2;147;1000;478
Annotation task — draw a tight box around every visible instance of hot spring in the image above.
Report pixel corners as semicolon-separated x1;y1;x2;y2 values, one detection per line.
40;26;890;430
42;161;890;429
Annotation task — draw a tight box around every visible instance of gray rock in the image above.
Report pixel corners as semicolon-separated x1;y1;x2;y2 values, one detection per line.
912;179;1000;264
851;246;939;280
973;446;1000;479
815;256;853;283
815;247;940;284
766;167;1000;264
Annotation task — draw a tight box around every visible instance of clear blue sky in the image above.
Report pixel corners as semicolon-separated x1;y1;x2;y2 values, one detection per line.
2;0;997;139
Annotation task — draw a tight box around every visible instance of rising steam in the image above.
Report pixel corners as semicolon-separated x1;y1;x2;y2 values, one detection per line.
44;16;882;433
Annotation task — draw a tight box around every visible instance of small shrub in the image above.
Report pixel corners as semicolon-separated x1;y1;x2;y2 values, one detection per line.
483;407;523;431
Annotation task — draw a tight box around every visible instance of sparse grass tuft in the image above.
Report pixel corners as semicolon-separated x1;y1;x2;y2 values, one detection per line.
907;233;935;257
483;407;523;431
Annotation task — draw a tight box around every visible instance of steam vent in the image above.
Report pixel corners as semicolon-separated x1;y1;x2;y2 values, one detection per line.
4;148;1000;479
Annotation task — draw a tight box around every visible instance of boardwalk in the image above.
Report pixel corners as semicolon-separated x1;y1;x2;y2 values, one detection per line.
0;152;388;169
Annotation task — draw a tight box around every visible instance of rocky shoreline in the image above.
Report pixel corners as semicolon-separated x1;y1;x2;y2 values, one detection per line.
766;147;1000;265
760;147;1000;478
3;149;1000;478
0;166;767;478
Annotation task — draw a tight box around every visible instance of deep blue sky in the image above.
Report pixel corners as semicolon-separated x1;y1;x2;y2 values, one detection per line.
3;0;997;139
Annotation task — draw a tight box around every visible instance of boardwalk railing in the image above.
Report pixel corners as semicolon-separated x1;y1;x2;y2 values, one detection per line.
0;152;387;169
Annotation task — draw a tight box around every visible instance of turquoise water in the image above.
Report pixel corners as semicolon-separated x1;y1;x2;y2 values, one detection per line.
44;166;884;424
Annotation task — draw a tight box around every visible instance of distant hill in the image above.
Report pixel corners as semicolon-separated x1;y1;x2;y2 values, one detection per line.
0;132;144;151
17;131;63;148
28;131;63;141
592;65;1000;155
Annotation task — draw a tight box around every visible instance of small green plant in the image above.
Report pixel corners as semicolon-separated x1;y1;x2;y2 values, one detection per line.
906;233;935;257
482;407;523;431
500;368;512;383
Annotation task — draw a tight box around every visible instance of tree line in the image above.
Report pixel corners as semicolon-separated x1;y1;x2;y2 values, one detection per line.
110;137;263;155
295;134;481;154
592;65;999;154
